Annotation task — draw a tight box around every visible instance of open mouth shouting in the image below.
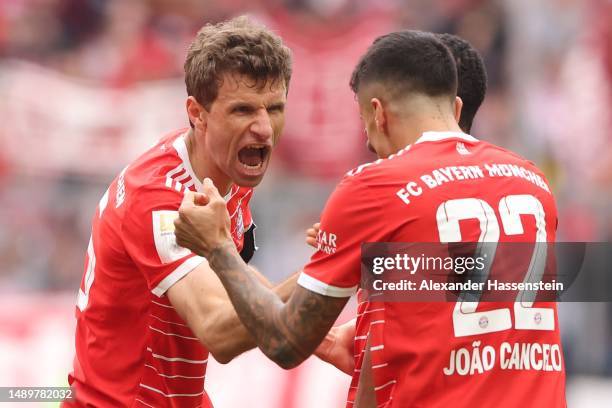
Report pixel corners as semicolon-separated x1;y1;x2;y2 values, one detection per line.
237;144;271;176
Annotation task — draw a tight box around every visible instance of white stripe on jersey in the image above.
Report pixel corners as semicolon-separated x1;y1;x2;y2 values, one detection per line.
134;398;155;408
229;189;253;218
377;398;392;407
139;383;205;397
149;326;199;341
149;314;189;327
174;170;190;182
146;347;208;364
151;256;206;297
357;308;385;316
374;380;396;391
225;186;240;202
145;364;206;379
166;164;184;179
151;300;174;309
297;273;358;298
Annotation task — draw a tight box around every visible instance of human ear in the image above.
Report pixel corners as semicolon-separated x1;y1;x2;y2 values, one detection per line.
186;96;208;131
371;98;387;135
454;96;463;124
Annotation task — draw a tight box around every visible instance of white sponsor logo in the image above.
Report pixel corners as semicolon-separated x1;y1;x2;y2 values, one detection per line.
316;229;338;254
152;211;190;263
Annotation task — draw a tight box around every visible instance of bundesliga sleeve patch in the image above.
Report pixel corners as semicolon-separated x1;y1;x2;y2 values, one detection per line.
152;210;191;263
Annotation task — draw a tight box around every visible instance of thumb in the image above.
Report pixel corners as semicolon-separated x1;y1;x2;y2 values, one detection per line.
202;178;222;201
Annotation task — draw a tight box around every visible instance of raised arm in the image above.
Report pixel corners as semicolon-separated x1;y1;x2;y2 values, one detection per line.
306;221;357;375
204;241;348;368
175;182;349;368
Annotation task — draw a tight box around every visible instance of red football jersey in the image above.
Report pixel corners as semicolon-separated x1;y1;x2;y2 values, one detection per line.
299;131;565;407
65;130;254;408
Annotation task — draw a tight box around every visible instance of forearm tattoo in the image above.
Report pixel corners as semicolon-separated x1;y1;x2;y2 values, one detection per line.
207;243;347;368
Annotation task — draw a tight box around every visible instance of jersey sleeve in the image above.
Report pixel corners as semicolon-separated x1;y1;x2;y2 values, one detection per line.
298;175;385;297
121;185;206;297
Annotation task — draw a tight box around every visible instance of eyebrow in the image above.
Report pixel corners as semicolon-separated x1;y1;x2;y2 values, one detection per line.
227;101;254;110
267;102;286;109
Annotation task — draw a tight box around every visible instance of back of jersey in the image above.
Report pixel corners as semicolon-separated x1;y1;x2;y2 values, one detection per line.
367;132;564;407
299;131;565;407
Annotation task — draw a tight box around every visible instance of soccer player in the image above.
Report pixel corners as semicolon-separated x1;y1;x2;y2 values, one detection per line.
436;33;487;134
312;32;489;374
174;30;566;407
64;17;297;407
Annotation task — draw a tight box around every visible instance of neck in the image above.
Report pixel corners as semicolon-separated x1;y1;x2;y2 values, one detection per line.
388;105;463;155
184;128;232;196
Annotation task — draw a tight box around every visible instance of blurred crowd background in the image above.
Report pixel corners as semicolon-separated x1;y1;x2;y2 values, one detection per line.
0;0;611;405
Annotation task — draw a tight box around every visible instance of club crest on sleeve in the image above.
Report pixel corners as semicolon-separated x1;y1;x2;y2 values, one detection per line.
152;210;190;263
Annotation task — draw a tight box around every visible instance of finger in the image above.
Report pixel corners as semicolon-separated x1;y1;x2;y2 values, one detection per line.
180;190;196;210
202;178;222;201
306;228;317;238
306;237;317;248
313;222;321;229
173;218;184;243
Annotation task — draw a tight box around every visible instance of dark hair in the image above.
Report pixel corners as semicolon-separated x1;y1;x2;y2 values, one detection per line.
350;30;457;101
436;33;487;133
184;16;292;109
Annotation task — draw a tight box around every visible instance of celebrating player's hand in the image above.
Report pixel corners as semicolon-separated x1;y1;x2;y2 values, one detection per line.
306;222;320;249
175;179;233;258
314;318;356;375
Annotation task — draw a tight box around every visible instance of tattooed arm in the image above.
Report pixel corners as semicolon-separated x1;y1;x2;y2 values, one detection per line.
207;242;348;368
175;181;348;368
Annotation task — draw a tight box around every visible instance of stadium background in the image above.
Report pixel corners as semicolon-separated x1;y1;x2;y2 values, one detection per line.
0;0;610;406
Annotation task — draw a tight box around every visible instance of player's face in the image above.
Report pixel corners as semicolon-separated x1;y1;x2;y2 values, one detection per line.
203;74;286;187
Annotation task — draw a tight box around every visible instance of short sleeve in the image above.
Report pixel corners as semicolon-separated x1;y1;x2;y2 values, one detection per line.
298;176;385;298
122;185;206;297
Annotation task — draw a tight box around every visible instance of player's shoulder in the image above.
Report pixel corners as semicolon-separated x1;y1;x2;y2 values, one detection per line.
326;147;412;210
343;144;413;184
121;129;191;206
478;140;548;176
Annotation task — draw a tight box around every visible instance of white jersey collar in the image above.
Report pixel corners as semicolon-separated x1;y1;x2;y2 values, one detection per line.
172;132;235;201
415;131;478;144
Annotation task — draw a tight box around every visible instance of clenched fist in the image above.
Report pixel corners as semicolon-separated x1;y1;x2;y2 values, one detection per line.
174;178;233;258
